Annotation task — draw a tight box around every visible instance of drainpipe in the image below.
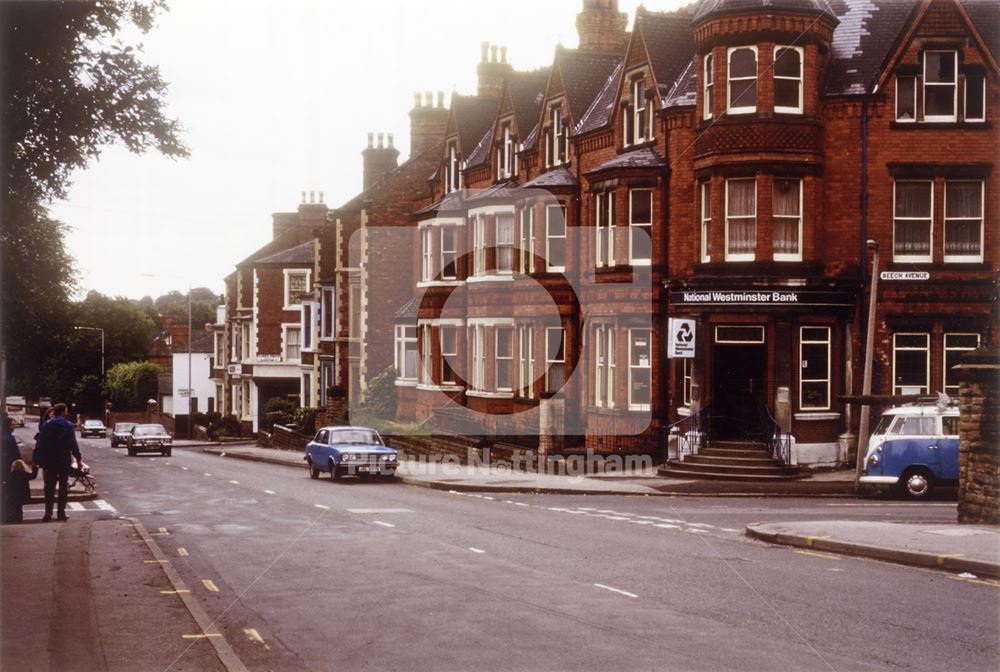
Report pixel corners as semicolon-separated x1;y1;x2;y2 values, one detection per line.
854;88;872;481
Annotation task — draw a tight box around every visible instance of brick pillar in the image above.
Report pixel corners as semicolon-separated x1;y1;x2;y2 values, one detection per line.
318;386;348;427
955;346;1000;525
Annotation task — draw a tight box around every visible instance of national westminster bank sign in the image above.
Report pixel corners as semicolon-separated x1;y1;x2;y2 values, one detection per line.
669;288;855;307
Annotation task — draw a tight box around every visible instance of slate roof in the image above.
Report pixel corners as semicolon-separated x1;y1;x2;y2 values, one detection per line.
393;297;420;321
557;48;623;122
963;0;1000;62
416;190;466;216
172;330;214;354
254;240;314;265
522;167;578;189
637;8;696;93
693;0;836;23
466;126;493;168
508;69;550;139
824;0;916;95
586;146;666;175
664;59;697;108
576;61;623;135
452;95;499;154
466;180;519;203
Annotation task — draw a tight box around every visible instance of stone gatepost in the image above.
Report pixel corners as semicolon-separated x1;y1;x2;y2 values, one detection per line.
538;393;565;460
955;346;1000;525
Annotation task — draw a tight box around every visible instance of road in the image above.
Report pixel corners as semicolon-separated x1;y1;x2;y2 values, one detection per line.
28;433;1000;671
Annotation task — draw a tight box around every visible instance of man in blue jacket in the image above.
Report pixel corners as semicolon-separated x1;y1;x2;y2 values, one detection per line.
33;403;82;521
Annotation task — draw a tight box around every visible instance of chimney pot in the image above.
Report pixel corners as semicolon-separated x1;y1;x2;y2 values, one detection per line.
388;133;394;149
500;46;508;63
436;91;444;108
367;132;374;148
319;191;324;203
481;41;489;63
424;90;433;107
491;44;499;63
414;91;421;108
301;191;306;203
377;132;384;148
309;190;315;204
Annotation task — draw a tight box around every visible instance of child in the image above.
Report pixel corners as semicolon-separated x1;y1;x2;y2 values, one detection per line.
4;459;37;523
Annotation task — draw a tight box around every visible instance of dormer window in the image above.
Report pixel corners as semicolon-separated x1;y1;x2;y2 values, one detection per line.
497;121;516;180
727;46;757;114
774;47;803;114
896;50;982;124
703;54;714;120
446;141;462;193
924;50;957;121
624;75;653;146
545;104;568;168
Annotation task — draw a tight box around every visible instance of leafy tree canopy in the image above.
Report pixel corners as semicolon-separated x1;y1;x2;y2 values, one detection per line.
105;361;163;411
1;1;187;396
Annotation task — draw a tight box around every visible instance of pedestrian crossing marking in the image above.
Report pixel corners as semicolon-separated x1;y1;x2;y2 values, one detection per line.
177;548;189;557
68;503;85;511
202;579;220;592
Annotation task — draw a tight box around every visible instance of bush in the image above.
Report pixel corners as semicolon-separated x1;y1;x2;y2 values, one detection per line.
263;397;297;415
294;407;317;435
104;361;164;410
207;414;241;440
358;366;396;420
192;411;221;428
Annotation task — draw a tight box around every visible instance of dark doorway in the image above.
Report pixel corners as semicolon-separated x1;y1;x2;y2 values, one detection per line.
711;343;767;440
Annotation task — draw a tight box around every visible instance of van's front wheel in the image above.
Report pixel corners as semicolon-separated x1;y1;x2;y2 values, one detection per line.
901;469;932;498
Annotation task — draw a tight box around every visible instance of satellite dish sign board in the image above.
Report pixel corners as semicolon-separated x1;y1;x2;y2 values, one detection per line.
668;318;696;359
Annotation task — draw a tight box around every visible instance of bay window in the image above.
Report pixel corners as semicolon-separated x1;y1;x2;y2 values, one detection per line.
285;326;302;362
896;74;917;121
496;327;514;392
594;324;615;408
629;189;652;265
518;325;535;398
965;74;985;122
421;325;432;384
944;181;983;261
595;191;615;268
545;105;568;168
727;46;757;114
893;181;932;261
700;181;712;263
773;178;802;261
440;226;458;279
725;178;756;260
544;327;565;393
446;141;461;193
498;121;514;180
441;326;458;386
496;215;514;274
472;215;486;277
394;325;418;381
321;286;335;340
421;226;434;281
470;325;485;391
301;301;318;352
703;53;714;120
519;207;535;274
773;47;803;114
546;205;566;272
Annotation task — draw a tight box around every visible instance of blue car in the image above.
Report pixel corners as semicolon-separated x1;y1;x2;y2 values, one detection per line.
304;426;399;481
860;398;959;498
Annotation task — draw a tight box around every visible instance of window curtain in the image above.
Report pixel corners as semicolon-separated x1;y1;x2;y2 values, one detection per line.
727;179;756;255
773;179;800;255
894;182;931;255
945;182;982;255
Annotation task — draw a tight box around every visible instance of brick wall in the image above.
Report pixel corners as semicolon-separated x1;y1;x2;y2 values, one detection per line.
956;347;1000;525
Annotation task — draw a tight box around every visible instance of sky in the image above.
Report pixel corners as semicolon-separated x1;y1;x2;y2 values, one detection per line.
49;0;687;301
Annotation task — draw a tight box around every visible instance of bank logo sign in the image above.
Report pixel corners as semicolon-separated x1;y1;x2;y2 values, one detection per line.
669;288;855;307
668;318;695;359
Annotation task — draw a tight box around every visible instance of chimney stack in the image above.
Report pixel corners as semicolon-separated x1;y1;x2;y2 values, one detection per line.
476;42;513;98
409;89;448;157
361;131;399;191
576;0;628;54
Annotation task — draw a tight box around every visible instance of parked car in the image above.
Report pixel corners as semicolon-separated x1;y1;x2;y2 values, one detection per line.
860;396;959;498
127;423;173;456
80;419;107;438
304;426;398;481
110;422;137;447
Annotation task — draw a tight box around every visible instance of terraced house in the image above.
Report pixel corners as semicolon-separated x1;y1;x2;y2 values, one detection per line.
219;0;998;476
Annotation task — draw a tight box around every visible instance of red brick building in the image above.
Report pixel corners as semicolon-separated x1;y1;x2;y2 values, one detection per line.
218;0;997;471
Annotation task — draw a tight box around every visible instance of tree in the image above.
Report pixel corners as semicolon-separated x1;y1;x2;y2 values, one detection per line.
105;361;163;410
1;1;187;396
154;287;219;328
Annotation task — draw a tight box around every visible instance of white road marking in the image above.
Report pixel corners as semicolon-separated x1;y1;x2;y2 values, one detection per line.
346;508;413;514
468;547;486;554
594;583;638;598
181;467;189;471
203;473;212;477
686;528;710;534
228;480;239;485
264;490;276;495
721;528;741;533
314;504;330;510
372;521;395;528
654;524;681;529
95;500;115;511
68;503;85;511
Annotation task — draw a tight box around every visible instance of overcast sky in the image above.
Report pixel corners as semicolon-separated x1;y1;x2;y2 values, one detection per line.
49;0;686;300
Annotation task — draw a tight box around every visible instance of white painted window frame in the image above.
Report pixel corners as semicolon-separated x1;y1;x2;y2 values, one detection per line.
727;46;757;115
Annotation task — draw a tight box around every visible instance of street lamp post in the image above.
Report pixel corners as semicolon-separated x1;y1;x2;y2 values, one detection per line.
143;275;193;439
855;240;880;484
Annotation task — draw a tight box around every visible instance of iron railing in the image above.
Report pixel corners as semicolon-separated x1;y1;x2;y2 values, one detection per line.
663;405;710;463
762;404;792;466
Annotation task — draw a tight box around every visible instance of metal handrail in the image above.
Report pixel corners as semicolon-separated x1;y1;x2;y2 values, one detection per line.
762;404;792;466
664;405;710;463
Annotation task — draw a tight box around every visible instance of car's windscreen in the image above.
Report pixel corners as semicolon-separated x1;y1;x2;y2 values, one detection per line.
889;416;936;436
872;415;894;435
135;425;167;436
328;429;382;445
84;421;103;427
115;424;136;432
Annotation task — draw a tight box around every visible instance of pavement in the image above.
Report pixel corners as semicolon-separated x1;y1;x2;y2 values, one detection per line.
199;442;1000;579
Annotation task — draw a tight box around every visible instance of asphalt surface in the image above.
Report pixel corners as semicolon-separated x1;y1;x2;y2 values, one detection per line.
5;430;998;671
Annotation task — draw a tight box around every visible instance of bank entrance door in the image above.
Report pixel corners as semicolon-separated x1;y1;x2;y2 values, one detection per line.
711;326;767;441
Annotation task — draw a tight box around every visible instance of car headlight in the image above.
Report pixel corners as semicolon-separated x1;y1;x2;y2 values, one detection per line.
340;454;351;461
381;454;395;461
868;454;879;467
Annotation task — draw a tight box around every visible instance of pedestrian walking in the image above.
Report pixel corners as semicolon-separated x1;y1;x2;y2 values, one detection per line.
1;414;29;522
33;403;81;522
